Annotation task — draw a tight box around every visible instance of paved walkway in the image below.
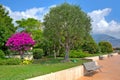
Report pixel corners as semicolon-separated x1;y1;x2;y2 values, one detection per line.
77;55;120;80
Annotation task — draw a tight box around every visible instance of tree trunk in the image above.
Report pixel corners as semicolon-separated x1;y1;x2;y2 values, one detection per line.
19;51;24;59
57;49;60;56
53;45;57;59
64;43;70;62
53;50;57;59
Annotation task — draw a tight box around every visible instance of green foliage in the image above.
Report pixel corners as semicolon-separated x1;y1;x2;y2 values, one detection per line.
82;41;99;54
33;48;44;59
0;50;5;59
98;41;113;53
69;50;91;58
70;50;80;58
32;30;43;42
16;18;43;50
21;59;33;65
0;58;22;65
16;18;42;31
43;3;92;61
0;5;15;53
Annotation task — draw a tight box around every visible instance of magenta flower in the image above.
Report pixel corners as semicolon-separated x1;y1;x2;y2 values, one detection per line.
6;32;35;51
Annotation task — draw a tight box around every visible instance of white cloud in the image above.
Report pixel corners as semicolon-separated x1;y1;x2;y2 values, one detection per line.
49;5;56;8
4;5;57;23
4;6;48;23
88;8;120;39
4;5;120;39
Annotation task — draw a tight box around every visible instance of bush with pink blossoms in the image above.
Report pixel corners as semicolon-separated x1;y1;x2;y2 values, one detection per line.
6;32;35;59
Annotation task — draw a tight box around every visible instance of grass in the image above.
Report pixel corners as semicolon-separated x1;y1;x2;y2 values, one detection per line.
0;58;87;80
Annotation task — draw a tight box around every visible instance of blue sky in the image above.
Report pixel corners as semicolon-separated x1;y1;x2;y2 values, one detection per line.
0;0;120;38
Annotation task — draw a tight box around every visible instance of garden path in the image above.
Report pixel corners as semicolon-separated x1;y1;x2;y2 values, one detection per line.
77;55;120;80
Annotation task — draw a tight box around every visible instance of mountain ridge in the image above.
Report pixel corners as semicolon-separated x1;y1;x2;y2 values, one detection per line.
92;34;120;48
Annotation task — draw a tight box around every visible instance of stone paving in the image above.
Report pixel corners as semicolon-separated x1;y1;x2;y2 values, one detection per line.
77;55;120;80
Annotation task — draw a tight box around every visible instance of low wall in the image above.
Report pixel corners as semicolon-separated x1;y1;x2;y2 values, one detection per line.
12;54;33;60
102;54;108;58
112;53;118;55
26;66;84;80
84;53;118;61
84;56;99;61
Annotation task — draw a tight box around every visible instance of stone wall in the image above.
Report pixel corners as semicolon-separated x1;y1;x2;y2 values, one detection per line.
12;54;33;60
26;66;84;80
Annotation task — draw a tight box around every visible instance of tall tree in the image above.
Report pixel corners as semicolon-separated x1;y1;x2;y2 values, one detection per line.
43;3;92;61
0;4;15;53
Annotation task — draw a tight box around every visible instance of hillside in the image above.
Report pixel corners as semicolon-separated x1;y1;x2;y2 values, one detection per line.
92;34;120;48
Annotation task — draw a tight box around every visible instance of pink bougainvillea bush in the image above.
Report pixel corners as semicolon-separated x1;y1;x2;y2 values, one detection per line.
6;32;35;58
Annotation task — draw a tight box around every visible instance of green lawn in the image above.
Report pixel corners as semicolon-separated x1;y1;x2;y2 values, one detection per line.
0;58;87;80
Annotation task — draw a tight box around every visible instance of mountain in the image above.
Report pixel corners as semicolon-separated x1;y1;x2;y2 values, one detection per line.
92;34;120;48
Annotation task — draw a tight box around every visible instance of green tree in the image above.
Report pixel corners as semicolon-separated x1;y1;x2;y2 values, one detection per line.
0;4;15;54
82;41;99;54
43;3;92;61
16;18;42;31
16;18;42;47
82;35;99;54
98;41;113;53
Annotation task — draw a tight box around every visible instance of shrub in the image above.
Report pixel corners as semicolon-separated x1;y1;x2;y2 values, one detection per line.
33;49;43;59
69;50;79;58
82;42;99;54
6;58;22;65
6;32;35;59
0;58;22;65
0;49;5;59
21;59;33;65
98;41;113;53
69;50;91;58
